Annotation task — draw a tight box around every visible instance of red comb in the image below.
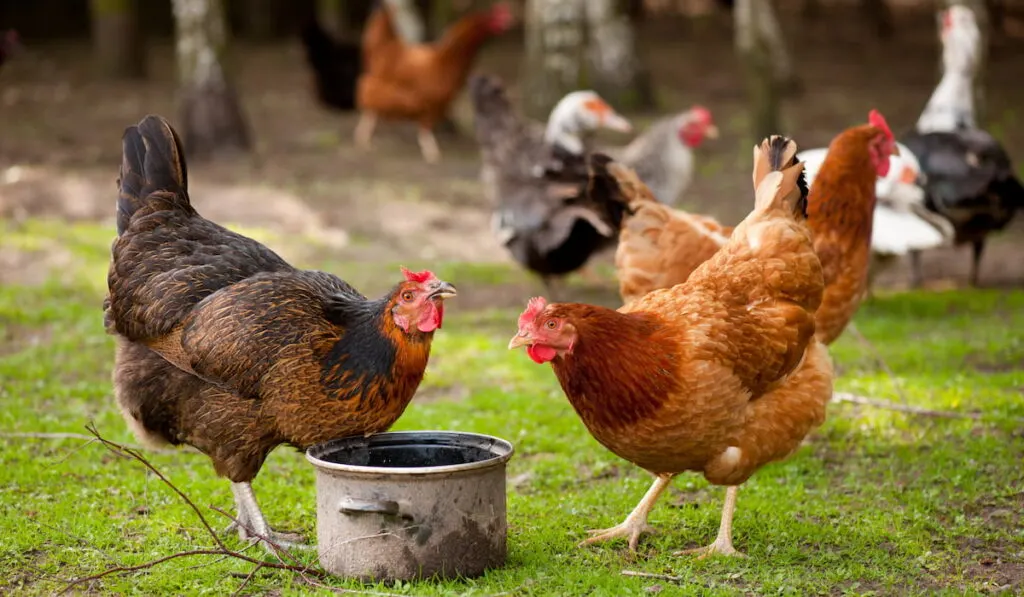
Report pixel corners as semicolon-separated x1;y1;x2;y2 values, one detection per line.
518;297;548;328
868;109;893;141
400;267;436;283
942;8;953;31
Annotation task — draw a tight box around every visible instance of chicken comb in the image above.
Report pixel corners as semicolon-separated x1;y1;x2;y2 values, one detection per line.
519;297;548;327
868;109;894;141
400;267;437;284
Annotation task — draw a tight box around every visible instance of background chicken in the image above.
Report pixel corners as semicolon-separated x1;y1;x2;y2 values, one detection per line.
610;159;734;306
509;137;833;557
300;17;361;111
607;106;719;206
610;111;895;346
898;6;1023;287
105;115;456;552
354;2;513;163
470;74;632;297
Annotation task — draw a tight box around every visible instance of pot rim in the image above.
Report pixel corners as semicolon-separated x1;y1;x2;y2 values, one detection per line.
305;430;515;477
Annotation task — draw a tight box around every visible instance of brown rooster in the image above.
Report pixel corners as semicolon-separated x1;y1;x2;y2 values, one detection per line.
105;115;456;552
509;138;834;557
354;2;513;163
610;110;897;345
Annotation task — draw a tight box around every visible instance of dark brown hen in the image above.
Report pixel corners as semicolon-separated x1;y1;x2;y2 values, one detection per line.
105;115;456;551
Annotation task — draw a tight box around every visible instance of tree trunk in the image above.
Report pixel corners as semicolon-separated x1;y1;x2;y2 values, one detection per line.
946;0;989;126
861;0;894;39
585;0;654;110
735;0;780;144
90;0;146;79
384;0;426;43
754;0;799;91
242;0;276;40
172;0;252;161
316;0;352;40
522;0;586;120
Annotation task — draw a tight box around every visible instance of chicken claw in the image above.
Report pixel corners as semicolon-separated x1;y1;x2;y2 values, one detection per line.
674;485;746;560
580;520;657;551
578;474;673;552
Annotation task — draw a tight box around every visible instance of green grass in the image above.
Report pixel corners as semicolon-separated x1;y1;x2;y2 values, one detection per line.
1;221;1022;596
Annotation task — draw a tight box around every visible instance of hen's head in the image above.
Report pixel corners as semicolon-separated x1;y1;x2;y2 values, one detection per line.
830;109;899;178
940;5;980;73
677;106;719;148
390;268;457;334
485;2;514;35
508;297;578;363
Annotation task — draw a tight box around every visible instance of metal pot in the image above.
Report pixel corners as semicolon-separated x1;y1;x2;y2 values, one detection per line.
305;430;515;582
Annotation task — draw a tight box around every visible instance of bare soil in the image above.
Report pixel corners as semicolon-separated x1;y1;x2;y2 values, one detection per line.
1;4;1022;292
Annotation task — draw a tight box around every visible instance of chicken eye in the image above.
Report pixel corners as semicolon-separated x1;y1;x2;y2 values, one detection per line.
402;291;415;302
545;320;557;329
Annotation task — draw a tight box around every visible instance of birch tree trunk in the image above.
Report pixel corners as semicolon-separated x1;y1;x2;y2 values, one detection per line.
384;0;426;43
735;0;780;144
585;0;653;110
754;0;799;90
90;0;146;79
172;0;252;161
523;0;586;120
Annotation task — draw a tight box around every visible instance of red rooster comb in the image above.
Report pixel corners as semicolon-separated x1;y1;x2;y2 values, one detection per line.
400;267;437;284
868;109;893;141
519;296;548;328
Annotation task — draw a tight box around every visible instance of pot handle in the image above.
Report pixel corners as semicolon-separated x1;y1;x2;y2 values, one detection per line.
338;497;401;516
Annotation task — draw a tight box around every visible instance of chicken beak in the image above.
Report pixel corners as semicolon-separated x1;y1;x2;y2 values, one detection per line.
508;333;530;350
890;143;901;157
428;281;457;299
603;112;633;134
704;124;720;139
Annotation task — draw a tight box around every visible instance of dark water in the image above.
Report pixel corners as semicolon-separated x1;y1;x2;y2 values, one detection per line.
323;444;497;468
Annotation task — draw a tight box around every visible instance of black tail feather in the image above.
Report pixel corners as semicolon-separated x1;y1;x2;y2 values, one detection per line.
300;18;360;110
116;115;190;235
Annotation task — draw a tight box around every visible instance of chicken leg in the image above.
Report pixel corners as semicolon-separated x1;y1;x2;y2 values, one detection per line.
969;239;985;287
417;127;441;164
674;485;747;559
228;482;313;553
579;474;673;551
354;112;378;150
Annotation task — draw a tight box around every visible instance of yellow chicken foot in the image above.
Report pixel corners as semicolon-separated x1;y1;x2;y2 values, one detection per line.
674;485;747;559
231;482;313;553
579;474;673;551
354;112;378;150
418;127;441;164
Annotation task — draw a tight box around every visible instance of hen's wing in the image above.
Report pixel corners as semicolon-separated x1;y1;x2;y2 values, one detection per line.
630;136;820;396
106;116;293;342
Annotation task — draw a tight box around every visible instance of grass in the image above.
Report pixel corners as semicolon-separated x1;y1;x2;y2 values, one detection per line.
1;220;1022;596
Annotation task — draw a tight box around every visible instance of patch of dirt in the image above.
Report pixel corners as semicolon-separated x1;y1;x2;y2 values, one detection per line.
965;353;1024;374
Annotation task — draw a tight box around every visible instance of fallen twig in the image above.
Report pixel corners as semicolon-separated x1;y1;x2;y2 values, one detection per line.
833;392;985;420
59;424;327;595
621;570;685;582
845;322;909;405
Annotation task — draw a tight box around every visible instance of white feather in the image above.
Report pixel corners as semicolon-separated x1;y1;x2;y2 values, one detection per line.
796;142;952;256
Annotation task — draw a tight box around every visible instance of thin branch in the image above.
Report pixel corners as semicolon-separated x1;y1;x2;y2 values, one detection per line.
832;392;1004;421
60;425;329;595
621;569;685;582
231;562;265;597
845;322;909;405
